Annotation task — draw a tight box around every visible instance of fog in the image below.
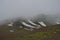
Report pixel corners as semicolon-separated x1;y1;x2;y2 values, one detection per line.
0;0;60;21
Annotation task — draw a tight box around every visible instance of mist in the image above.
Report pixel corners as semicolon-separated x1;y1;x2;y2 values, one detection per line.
0;0;60;21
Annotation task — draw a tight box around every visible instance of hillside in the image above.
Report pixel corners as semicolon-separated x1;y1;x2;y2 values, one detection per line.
0;24;60;40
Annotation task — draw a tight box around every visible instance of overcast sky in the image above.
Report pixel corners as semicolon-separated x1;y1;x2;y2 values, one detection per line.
0;0;60;21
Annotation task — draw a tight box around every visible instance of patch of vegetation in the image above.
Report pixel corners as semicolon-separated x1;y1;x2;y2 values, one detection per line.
0;24;60;40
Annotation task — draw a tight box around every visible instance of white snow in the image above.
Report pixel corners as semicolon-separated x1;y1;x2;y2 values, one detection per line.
28;20;37;26
8;22;13;26
38;21;46;27
56;19;60;24
28;20;41;29
56;22;60;24
9;30;14;32
22;22;35;28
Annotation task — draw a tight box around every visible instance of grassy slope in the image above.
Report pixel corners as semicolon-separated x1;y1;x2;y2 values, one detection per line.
0;24;60;40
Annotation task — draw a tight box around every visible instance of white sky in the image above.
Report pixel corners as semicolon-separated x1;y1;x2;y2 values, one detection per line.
0;0;60;21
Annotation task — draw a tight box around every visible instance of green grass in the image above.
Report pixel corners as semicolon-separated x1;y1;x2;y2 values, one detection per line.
0;24;60;40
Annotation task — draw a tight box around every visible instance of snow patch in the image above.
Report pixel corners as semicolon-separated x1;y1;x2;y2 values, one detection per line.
8;22;13;26
28;20;37;26
9;30;14;32
38;21;46;27
22;22;35;28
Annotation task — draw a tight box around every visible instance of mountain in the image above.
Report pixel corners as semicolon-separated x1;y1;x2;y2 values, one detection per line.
31;14;56;26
